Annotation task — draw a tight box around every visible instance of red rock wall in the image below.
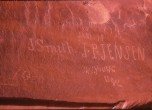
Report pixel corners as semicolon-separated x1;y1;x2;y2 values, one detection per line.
0;1;152;109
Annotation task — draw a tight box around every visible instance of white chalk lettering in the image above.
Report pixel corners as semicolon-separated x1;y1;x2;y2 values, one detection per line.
107;44;114;60
115;43;123;59
92;44;98;59
100;44;106;60
28;38;35;51
124;46;130;60
132;46;137;60
138;47;145;61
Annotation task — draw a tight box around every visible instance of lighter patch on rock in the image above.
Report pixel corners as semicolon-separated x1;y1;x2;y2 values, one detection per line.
85;1;110;25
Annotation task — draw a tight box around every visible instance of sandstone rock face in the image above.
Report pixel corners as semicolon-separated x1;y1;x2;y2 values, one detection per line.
0;1;152;109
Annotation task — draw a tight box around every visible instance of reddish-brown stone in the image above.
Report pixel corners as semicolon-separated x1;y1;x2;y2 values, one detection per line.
0;1;152;109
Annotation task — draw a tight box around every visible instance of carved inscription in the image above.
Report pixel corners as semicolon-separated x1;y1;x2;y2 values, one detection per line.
1;1;149;89
28;38;73;55
83;65;116;75
28;38;145;61
104;75;122;87
82;43;145;61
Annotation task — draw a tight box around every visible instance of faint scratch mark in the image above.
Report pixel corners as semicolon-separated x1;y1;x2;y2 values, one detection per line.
66;4;75;26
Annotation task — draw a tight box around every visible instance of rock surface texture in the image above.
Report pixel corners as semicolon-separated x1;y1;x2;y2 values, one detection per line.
0;0;152;109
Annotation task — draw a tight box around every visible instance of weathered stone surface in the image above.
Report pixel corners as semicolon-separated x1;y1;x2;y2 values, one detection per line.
0;0;152;109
